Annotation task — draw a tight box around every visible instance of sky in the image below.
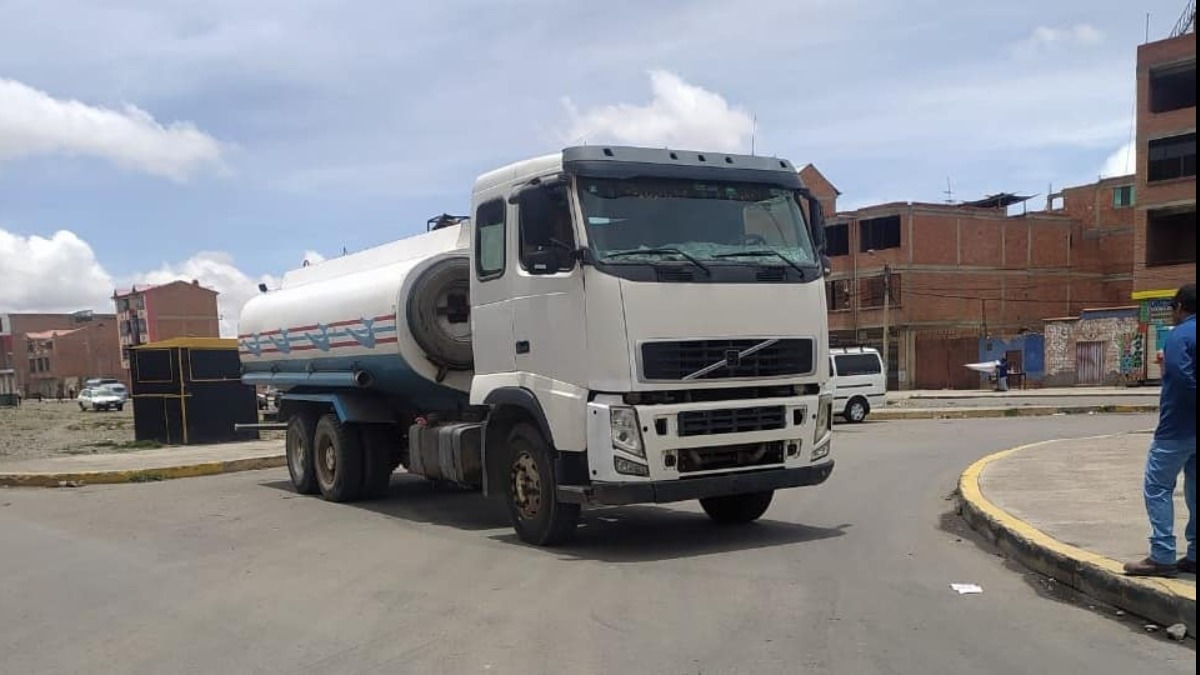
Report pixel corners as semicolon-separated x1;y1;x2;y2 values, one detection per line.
0;0;1188;335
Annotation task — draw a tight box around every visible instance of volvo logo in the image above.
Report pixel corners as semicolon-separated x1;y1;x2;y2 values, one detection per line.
681;339;780;380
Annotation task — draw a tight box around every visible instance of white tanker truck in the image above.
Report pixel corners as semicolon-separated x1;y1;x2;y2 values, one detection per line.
239;145;834;545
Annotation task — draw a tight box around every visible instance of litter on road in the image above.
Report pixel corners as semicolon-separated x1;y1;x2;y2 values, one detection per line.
950;583;984;595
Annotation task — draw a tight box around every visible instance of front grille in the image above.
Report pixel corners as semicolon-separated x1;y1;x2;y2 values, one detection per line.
677;441;785;473
641;338;814;380
677;406;787;437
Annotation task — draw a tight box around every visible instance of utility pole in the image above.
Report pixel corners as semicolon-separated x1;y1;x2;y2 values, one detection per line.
882;264;892;380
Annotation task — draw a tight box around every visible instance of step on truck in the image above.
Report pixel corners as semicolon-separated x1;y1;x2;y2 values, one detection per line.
238;145;835;546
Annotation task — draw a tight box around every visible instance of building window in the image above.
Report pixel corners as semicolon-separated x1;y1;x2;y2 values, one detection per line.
827;279;853;311
1149;62;1197;113
860;273;901;308
1147;133;1196;182
474;199;506;281
824;223;850;256
1112;185;1134;208
859;215;901;252
1146;207;1198;267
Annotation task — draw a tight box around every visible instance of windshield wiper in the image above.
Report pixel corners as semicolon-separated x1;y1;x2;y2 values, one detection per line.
714;249;806;278
604;248;711;275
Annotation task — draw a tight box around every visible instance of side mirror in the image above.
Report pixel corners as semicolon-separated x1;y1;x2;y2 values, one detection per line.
525;248;562;276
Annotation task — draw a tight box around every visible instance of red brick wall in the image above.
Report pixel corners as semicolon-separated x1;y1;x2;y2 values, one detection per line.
1134;31;1196;294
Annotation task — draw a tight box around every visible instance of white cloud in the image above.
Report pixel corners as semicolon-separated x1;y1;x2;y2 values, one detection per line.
1013;24;1104;57
0;78;226;181
562;70;755;153
132;252;277;338
1;226;281;338
1100;139;1135;178
0;228;114;313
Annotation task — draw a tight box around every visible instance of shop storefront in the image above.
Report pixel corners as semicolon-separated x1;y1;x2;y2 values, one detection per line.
1134;289;1180;383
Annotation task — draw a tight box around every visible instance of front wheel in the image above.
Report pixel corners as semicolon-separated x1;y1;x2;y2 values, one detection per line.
505;422;579;546
700;491;775;524
116;404;124;412
78;402;86;411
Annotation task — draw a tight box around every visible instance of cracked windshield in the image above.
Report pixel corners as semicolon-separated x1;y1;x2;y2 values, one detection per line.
578;177;816;266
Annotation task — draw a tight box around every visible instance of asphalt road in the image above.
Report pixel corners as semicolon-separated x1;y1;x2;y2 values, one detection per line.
1;414;1191;675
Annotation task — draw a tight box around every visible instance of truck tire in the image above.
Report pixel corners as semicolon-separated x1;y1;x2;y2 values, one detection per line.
406;257;473;369
313;414;364;503
699;491;775;524
505;422;580;546
286;413;320;495
358;424;397;499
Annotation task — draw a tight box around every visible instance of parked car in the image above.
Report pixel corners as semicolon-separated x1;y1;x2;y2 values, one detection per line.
257;387;278;411
830;346;887;423
99;383;129;404
78;387;125;412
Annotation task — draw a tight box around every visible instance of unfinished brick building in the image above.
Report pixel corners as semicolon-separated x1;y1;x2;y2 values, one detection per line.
1131;22;1196;382
822;186;1134;390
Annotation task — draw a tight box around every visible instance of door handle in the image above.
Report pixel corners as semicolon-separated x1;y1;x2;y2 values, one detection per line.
515;341;530;355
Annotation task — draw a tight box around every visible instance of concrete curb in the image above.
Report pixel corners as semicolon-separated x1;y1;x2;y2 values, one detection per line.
958;439;1196;636
876;404;1157;421
0;455;285;488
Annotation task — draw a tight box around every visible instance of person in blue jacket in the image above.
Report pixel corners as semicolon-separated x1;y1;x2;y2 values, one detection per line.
1125;283;1197;577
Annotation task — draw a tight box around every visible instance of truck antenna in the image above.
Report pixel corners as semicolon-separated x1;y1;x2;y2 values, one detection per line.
750;115;758;156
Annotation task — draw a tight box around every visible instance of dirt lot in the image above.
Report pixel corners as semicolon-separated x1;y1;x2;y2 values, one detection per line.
0;401;282;462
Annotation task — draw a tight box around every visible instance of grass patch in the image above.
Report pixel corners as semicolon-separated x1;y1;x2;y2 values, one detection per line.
1003;408;1023;417
128;473;167;483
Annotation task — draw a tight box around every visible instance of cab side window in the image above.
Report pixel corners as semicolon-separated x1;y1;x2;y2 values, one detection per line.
518;185;576;273
475;199;506;281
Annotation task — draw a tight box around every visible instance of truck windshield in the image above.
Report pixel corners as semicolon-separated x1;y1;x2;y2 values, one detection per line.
577;176;817;268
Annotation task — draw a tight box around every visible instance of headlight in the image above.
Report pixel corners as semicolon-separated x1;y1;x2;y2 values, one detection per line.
610;406;644;457
814;394;833;444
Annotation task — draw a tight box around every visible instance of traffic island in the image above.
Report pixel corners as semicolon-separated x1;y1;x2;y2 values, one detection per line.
0;440;284;487
958;434;1195;637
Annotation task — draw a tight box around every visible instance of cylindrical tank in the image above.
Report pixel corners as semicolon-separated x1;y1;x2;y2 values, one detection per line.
237;224;473;409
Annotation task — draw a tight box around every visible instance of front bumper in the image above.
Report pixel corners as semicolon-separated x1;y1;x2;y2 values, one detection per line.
557;459;834;506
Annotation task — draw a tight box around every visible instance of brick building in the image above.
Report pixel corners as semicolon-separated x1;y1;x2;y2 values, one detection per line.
0;311;120;398
1131;23;1196;380
113;280;220;370
808;167;1134;390
24;321;122;398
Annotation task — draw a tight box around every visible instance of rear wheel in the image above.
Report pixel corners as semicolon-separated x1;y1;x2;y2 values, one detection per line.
313;414;364;502
844;397;869;423
78;402;86;411
358;424;398;499
286;413;320;495
505;422;579;546
700;491;775;524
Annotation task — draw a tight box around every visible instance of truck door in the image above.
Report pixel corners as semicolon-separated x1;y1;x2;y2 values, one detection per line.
510;183;587;388
470;197;517;376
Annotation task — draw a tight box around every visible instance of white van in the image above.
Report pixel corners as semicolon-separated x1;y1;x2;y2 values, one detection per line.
830;347;887;423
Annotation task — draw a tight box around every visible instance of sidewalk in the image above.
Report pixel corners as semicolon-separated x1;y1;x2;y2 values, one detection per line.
892;386;1160;401
960;432;1195;636
0;440;285;487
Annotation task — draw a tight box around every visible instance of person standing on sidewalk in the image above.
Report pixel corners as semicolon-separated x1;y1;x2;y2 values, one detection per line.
995;357;1010;392
1125;283;1196;578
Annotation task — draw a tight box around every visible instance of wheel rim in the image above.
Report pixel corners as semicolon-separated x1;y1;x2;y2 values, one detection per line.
510;451;542;520
850;402;866;421
287;433;306;476
316;437;336;483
